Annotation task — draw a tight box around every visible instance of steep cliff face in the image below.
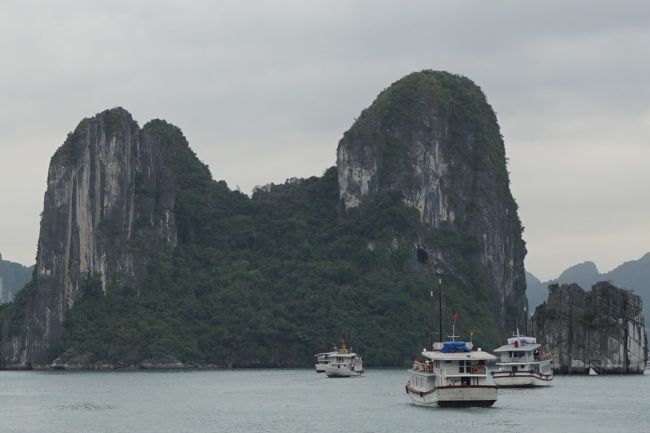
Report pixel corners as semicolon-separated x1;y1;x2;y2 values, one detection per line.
533;282;647;374
337;71;527;329
1;71;529;368
0;108;178;367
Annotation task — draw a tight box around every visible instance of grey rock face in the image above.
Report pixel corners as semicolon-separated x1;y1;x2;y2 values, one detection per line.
527;252;650;324
533;282;647;374
337;71;527;329
0;108;178;368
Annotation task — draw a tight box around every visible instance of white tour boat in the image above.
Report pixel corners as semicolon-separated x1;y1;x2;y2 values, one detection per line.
491;331;553;387
324;345;364;377
314;350;337;373
406;338;498;407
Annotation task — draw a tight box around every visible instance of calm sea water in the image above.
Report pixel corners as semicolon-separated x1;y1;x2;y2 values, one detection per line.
0;369;648;433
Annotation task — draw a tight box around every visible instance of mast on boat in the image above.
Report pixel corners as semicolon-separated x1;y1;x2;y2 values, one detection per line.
416;244;445;348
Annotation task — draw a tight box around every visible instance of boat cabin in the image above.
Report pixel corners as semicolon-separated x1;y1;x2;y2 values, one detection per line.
493;336;552;374
409;341;495;389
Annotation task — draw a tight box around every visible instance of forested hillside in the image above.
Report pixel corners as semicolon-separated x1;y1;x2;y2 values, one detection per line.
1;71;526;368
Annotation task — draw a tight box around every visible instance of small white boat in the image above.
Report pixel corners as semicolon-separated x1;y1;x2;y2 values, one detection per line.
314;351;337;373
324;345;364;377
589;367;598;376
406;339;498;407
491;331;553;387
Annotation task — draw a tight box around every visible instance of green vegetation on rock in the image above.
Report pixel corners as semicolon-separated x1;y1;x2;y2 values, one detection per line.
5;71;523;368
52;126;501;366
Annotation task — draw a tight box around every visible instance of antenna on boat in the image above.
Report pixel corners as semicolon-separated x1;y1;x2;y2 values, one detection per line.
415;245;449;348
515;318;520;338
524;306;528;335
430;287;435;347
435;264;444;345
448;312;460;341
416;244;446;348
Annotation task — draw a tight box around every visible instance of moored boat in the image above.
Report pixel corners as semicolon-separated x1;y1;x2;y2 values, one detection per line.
407;251;497;407
405;339;498;407
324;344;364;377
491;331;553;387
314;350;337;373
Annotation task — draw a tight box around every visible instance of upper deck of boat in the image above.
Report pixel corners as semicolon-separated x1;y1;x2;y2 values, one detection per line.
494;335;541;353
421;349;496;361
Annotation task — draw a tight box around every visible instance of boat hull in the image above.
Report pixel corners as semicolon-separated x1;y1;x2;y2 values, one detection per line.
405;384;497;407
491;371;553;387
325;364;363;377
314;363;328;373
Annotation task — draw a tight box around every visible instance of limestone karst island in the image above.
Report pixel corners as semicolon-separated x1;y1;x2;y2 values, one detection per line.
0;71;646;374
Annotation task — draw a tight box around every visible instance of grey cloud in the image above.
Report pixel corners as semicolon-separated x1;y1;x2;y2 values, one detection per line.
1;0;648;279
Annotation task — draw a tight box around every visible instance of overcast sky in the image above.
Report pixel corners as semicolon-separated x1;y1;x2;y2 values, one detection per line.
1;0;648;280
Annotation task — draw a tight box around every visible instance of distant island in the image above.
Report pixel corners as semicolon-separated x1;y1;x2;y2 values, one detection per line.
527;253;650;323
0;253;33;304
0;70;559;370
533;281;646;374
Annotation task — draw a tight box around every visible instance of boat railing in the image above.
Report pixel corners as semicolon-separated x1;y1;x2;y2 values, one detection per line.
499;355;536;363
469;366;486;375
412;361;434;373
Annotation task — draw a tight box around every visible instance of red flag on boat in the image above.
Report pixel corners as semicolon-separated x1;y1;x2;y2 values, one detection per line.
452;312;460;321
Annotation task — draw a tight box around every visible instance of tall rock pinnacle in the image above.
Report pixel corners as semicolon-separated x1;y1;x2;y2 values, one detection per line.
337;70;527;328
0;108;179;367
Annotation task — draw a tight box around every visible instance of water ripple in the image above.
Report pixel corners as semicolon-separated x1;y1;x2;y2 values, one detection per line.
49;403;117;412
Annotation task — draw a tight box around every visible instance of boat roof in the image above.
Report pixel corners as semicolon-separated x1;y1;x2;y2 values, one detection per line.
314;351;337;357
508;335;536;344
492;333;541;352
331;352;359;358
494;343;541;353
422;350;496;361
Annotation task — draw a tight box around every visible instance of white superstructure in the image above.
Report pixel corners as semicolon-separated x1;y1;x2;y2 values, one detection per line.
314;351;337;373
491;332;553;387
324;345;364;377
405;340;498;407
